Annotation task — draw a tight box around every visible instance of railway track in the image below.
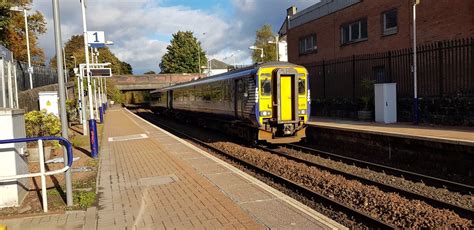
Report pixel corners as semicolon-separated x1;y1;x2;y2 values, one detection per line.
132;109;394;229
285;143;474;195
258;145;474;220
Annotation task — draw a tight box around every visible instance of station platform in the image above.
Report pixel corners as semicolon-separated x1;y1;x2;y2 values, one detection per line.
1;107;345;229
91;107;344;229
308;117;474;146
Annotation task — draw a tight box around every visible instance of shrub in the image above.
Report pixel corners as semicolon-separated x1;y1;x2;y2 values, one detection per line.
66;99;78;122
24;110;61;137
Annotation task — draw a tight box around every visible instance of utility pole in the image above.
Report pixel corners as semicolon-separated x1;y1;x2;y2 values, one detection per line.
413;0;420;124
52;0;73;207
80;0;99;157
24;9;33;89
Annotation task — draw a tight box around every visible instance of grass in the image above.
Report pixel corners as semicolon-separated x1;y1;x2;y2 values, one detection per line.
73;191;96;209
70;134;90;148
86;158;99;168
73;177;96;189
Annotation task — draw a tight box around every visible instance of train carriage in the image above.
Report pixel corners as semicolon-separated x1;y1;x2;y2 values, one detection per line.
150;61;310;144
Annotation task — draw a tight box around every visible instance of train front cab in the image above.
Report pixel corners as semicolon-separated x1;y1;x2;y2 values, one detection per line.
257;66;309;144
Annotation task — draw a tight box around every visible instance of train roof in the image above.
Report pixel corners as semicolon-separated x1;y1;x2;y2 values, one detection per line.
151;61;304;93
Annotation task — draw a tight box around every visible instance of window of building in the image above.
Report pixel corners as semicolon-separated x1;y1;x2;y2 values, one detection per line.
382;9;398;35
298;35;317;55
341;18;368;44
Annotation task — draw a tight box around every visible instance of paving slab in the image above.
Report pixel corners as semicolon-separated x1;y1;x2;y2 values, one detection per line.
124;108;347;230
308;117;474;146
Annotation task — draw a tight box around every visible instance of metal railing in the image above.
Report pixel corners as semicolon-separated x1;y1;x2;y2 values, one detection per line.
0;136;73;212
0;58;19;109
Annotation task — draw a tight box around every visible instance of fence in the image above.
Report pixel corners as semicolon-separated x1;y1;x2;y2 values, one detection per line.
305;38;474;101
0;58;19;109
16;61;60;91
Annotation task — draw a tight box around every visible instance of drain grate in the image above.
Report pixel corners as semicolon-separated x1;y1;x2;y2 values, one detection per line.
139;175;178;187
108;134;148;142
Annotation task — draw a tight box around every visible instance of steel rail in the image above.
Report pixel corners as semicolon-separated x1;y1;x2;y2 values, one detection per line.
132;109;395;229
260;145;474;220
286;143;474;195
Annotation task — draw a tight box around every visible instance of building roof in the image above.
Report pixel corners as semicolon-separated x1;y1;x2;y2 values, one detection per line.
209;59;230;69
279;0;361;35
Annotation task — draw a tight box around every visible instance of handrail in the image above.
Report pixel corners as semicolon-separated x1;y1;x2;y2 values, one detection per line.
0;136;74;212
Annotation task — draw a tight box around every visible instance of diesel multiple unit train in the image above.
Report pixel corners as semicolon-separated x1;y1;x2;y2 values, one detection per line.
150;62;310;144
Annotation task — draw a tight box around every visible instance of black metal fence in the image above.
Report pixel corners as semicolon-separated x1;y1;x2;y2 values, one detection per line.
15;61;61;91
305;38;474;100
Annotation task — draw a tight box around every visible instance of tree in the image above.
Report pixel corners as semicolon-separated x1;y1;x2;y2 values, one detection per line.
159;31;207;73
0;0;47;64
144;70;156;75
50;35;133;75
251;24;277;63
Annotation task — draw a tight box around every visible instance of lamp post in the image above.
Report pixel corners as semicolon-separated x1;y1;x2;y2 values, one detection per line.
413;0;420;125
249;45;264;62
268;36;279;61
9;7;33;89
52;0;73;207
80;0;99;158
197;33;206;75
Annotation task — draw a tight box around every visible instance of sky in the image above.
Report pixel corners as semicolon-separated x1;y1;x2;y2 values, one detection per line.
32;0;316;74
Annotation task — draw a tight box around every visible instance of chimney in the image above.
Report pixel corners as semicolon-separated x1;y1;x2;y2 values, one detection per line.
287;6;297;17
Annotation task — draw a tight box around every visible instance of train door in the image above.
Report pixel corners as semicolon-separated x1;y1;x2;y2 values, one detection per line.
235;79;244;118
167;90;173;109
274;68;298;122
280;76;293;121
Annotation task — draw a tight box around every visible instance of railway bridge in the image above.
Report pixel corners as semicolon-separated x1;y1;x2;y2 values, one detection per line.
110;73;203;91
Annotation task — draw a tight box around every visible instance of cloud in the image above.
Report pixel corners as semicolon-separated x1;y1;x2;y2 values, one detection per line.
32;0;316;74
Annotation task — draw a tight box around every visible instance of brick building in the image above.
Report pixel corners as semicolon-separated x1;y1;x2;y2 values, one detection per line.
278;0;474;126
281;0;473;65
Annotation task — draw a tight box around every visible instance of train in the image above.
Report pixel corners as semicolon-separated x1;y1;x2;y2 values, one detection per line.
150;61;310;144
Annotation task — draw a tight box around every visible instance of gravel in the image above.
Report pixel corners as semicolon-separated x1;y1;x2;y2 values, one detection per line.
137;110;473;229
279;147;474;210
212;142;472;229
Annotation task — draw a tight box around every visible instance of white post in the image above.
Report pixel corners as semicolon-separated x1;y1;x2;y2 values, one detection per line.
77;74;83;125
7;62;13;108
81;73;87;132
23;9;33;89
1;59;5;107
80;66;87;135
81;0;94;121
94;78;98;118
38;139;48;212
13;64;18;108
413;2;419;124
104;78;107;103
62;47;67;84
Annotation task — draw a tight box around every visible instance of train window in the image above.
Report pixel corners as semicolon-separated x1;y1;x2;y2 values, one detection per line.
237;80;244;93
298;78;306;95
261;79;271;96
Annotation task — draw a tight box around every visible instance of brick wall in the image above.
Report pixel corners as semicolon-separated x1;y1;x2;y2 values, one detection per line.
287;0;474;65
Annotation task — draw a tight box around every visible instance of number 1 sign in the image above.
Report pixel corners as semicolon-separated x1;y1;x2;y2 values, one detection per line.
87;31;105;47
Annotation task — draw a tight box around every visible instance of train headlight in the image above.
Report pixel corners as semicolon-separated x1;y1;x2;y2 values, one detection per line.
298;110;306;115
259;111;272;117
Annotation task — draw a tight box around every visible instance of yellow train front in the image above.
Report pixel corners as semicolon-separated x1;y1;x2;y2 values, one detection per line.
150;62;310;144
256;63;309;143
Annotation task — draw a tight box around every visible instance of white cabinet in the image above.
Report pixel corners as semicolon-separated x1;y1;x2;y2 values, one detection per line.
39;91;59;117
374;83;397;123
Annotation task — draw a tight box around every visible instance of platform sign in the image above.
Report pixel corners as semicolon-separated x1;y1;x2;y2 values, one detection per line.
84;68;112;77
87;31;105;47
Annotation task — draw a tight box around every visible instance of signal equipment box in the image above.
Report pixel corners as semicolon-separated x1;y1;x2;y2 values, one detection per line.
375;83;397;124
